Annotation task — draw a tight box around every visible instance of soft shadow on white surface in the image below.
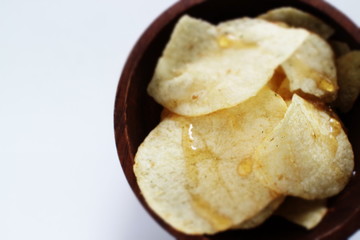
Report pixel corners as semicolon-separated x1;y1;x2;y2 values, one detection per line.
326;0;360;25
351;231;360;240
0;0;358;240
0;0;175;239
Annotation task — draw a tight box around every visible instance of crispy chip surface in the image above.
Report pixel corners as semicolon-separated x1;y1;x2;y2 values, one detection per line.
148;16;308;116
281;33;338;102
234;197;285;229
276;197;327;229
258;7;334;39
253;94;354;199
134;88;287;234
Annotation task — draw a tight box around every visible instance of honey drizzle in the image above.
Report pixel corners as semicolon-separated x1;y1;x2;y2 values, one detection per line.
237;156;253;177
181;121;232;229
288;56;337;93
217;34;257;49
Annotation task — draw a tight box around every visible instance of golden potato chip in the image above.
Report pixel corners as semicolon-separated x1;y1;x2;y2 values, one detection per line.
330;40;351;57
147;15;309;116
234;197;285;229
282;33;338;102
253;94;354;199
258;7;334;39
276;197;327;230
334;51;360;112
134;87;287;234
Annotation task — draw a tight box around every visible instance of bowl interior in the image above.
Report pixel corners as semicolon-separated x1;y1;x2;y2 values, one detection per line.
114;0;360;239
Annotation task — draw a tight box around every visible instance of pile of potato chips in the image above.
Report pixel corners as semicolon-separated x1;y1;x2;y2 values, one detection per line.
134;7;359;235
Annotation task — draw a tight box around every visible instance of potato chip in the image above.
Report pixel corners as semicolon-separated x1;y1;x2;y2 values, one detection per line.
134;87;287;234
234;197;285;229
253;94;354;199
147;15;309;116
258;7;334;39
330;40;351;57
276;197;327;229
334;51;360;112
281;33;338;102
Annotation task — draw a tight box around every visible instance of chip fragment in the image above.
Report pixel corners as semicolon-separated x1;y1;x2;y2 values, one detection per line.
234;197;285;229
281;33;338;102
276;197;328;229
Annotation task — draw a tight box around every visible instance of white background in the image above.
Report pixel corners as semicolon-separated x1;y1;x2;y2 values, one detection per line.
0;0;359;239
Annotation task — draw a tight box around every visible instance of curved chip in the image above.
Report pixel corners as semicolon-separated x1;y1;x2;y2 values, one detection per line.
148;15;309;116
281;33;338;102
234;197;285;229
253;94;354;199
276;197;327;230
258;7;334;39
334;51;360;112
134;88;287;234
